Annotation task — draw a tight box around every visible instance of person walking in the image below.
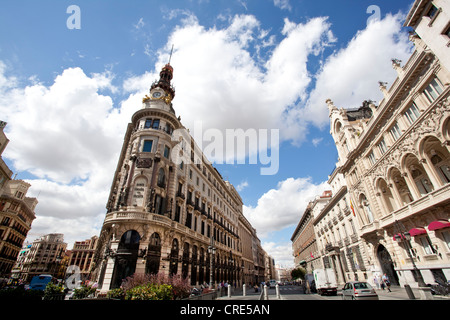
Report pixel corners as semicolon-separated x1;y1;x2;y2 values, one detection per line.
374;275;380;289
382;274;391;292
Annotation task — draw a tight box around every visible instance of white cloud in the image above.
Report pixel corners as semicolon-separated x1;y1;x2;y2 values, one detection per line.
312;137;323;147
236;180;249;192
123;14;336;162
0;65;135;248
262;241;294;267
243;177;329;238
297;13;414;130
273;0;291;11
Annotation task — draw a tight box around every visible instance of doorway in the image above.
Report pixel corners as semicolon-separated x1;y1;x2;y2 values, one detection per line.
376;244;399;285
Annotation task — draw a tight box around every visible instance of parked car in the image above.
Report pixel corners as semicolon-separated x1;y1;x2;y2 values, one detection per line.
29;274;53;291
342;281;378;300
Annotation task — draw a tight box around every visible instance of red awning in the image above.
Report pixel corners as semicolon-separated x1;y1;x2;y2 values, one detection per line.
428;220;450;231
409;228;427;237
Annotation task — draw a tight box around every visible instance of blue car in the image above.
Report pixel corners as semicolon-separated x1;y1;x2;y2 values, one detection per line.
29;275;53;291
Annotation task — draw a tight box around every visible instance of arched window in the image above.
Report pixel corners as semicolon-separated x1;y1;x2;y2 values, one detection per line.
431;153;450;184
378;178;397;213
390;168;414;205
169;239;179;275
157;168;165;188
411;165;434;195
404;153;435;196
146;233;162;275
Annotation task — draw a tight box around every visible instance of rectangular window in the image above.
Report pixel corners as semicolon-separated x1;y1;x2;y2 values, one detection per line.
423;78;444;103
442;230;450;250
419;236;436;255
368;151;376;165
443;24;450;38
404;102;421;124
390;123;401;141
144;119;152;128
185;212;192;228
426;4;438;18
164;145;170;158
143;140;153;152
152;119;160;129
378;139;387;155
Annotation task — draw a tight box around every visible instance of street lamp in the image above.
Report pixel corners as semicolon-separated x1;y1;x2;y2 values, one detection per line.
393;219;433;300
208;236;216;289
393;220;426;288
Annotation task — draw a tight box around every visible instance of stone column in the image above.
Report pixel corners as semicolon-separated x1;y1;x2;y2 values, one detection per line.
99;240;119;294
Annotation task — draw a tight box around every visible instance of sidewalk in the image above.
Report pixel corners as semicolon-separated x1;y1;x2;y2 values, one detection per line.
216;287;274;300
216;285;449;300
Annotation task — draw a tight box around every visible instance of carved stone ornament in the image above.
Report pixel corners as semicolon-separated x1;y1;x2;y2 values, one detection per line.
136;157;152;168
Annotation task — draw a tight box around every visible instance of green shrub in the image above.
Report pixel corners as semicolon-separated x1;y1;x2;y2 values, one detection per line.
43;282;65;300
106;288;125;300
125;284;173;300
120;273;190;300
72;284;97;299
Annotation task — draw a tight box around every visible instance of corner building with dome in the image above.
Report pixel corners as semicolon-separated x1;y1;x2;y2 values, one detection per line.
91;63;270;293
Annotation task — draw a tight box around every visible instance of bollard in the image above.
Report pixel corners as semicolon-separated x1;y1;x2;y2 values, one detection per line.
276;284;280;299
228;284;231;298
243;284;246;296
404;285;416;300
264;285;268;300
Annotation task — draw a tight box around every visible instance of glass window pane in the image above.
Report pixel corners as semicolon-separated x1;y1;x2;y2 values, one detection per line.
143;140;153;152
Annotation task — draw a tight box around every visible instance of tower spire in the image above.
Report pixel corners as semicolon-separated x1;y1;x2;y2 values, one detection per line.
168;44;174;65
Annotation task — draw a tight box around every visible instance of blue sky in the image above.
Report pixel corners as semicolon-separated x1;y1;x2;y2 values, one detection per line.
0;0;415;266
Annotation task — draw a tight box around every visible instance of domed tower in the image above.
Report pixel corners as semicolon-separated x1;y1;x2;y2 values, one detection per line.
93;62;247;294
93;63;184;291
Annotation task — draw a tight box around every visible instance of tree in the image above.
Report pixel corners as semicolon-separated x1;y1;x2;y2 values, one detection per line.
291;267;306;280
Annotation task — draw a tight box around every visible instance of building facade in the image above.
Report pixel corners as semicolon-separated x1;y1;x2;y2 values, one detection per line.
0;122;38;278
68;236;98;282
326;0;450;288
291;191;331;274
91;63;267;293
21;233;67;282
292;0;450;292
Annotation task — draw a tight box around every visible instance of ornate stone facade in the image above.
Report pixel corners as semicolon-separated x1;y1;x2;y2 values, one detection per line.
293;0;450;291
91;63;267;293
326;17;450;287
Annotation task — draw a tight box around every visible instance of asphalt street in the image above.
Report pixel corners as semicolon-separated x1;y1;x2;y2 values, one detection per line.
217;284;448;300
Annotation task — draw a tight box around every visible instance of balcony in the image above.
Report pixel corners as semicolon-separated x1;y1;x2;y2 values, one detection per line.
176;191;185;201
325;243;340;253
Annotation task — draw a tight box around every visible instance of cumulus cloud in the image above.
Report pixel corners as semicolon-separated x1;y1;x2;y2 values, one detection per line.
296;13;414;130
0;65;134;247
123;14;335;162
243;177;329;238
236;180;249;192
262;241;294;267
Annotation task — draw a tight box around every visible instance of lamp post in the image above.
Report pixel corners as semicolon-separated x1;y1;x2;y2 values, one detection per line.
393;220;432;299
393;220;426;287
208;236;216;289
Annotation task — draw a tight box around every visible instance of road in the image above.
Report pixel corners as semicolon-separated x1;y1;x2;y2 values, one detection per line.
219;284;434;300
276;285;341;300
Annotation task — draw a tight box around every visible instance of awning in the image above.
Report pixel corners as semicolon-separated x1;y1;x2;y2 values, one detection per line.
393;233;406;241
409;227;427;237
428;220;450;231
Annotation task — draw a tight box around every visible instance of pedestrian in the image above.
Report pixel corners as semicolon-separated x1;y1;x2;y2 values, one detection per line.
382;274;391;292
374;275;380;289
